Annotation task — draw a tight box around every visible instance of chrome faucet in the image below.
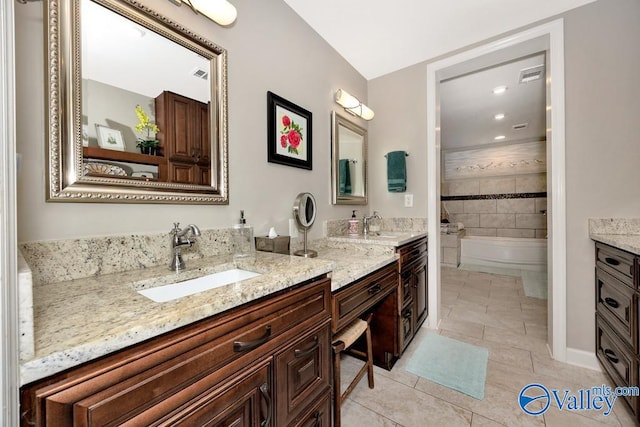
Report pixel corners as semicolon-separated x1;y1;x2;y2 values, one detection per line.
362;211;381;235
169;223;201;271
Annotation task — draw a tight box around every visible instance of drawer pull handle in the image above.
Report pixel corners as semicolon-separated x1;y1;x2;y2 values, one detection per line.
403;310;412;319
604;297;620;309
368;284;382;295
605;257;620;266
260;383;272;427
234;325;271;352
604;348;619;364
311;411;321;427
294;335;319;358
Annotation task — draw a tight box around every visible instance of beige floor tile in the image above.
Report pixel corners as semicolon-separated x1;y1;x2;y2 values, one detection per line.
471;413;507;426
341;398;398;427
611;399;636;426
524;321;547;339
458;291;492;307
448;307;526;334
485;359;538;393
440;317;486;339
543;405;623;426
483;325;549;354
349;374;473;427
449;298;488;314
414;379;544;427
489;287;521;298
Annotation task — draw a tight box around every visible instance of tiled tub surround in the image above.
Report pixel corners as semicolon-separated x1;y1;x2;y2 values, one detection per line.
589;218;640;255
19;227;401;386
442;173;547;239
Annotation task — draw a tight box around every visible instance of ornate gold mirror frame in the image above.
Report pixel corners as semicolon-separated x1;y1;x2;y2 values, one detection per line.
46;0;228;203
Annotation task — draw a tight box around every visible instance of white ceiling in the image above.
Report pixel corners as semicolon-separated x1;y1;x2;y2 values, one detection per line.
440;53;546;150
282;0;594;152
282;0;595;80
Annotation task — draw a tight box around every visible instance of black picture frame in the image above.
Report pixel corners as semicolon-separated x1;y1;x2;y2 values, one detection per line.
267;91;313;170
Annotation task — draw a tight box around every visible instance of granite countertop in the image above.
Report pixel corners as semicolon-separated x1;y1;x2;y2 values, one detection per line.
589;233;640;256
327;231;427;247
20;244;402;385
20;252;335;385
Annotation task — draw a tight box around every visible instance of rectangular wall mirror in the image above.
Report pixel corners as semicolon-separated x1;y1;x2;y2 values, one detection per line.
331;111;367;205
46;0;228;203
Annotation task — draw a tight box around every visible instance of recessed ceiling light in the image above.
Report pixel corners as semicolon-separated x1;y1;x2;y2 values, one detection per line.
492;85;508;95
494;135;506;141
494;113;505;120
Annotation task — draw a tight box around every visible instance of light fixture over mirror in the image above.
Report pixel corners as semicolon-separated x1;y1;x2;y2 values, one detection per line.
169;0;237;26
334;89;374;121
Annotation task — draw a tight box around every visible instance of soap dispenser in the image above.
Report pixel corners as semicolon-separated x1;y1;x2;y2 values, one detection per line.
233;210;255;262
348;210;359;235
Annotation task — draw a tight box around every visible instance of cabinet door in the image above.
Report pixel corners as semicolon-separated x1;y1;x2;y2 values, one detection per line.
413;258;428;329
290;390;331;427
165;92;194;160
169;162;197;184
275;321;331;426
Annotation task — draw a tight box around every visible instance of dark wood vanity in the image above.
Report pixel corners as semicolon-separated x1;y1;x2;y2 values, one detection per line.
20;276;333;426
594;242;639;420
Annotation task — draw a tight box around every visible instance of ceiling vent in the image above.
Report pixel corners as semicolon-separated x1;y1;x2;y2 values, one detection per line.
191;67;209;80
512;123;529;130
518;64;544;83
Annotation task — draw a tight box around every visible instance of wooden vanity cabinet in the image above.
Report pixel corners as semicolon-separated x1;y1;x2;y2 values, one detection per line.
155;91;211;185
594;242;639;418
20;276;332;427
397;237;428;352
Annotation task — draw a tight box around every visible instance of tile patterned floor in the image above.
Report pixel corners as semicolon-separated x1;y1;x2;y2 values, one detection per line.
339;266;637;426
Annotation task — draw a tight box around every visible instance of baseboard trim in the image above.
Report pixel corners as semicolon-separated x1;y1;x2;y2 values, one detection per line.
565;347;601;371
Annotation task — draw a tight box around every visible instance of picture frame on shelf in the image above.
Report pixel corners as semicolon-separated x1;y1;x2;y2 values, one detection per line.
95;124;126;151
267;91;313;170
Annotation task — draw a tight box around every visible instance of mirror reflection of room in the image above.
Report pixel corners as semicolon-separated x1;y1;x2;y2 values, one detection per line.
80;0;211;184
332;112;367;205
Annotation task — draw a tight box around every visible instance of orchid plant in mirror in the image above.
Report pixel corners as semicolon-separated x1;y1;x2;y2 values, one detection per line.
45;0;229;203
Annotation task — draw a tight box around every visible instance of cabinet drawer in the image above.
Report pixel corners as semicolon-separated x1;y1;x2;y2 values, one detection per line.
290;389;331;427
596;315;637;414
596;243;635;287
332;263;398;333
275;321;331;426
398;237;427;267
125;359;272;427
596;267;635;348
27;277;330;426
400;306;414;351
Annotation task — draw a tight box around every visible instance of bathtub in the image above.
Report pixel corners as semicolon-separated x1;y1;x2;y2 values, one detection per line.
460;236;547;271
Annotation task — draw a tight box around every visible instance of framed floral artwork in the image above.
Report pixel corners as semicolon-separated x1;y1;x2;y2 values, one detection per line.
267;91;312;170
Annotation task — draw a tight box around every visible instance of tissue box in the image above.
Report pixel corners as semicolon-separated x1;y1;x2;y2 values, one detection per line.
255;236;290;255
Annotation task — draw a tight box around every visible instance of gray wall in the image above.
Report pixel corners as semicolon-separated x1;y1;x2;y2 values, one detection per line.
15;0;368;242
368;0;640;353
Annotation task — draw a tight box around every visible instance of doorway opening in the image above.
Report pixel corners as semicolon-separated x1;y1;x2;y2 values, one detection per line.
426;20;567;362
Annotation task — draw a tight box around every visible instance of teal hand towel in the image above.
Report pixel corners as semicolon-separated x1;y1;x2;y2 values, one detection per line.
339;159;352;194
387;151;406;192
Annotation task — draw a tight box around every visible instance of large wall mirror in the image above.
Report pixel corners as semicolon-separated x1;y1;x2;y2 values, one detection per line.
331;111;367;205
46;0;228;203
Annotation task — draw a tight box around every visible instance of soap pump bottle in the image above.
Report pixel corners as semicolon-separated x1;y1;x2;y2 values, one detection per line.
348;210;359;235
233;210;255;262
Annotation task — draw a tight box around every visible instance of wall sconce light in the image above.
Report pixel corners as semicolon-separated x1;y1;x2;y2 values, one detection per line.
334;89;374;121
170;0;237;26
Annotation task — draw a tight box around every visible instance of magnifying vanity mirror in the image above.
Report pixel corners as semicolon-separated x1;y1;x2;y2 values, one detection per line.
331;111;367;205
45;0;228;203
292;192;317;258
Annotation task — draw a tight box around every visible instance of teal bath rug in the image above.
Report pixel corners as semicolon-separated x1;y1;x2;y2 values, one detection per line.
405;333;488;400
521;270;547;300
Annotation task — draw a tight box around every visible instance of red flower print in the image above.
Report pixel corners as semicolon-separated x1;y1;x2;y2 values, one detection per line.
288;130;301;148
280;135;287;148
282;115;291;127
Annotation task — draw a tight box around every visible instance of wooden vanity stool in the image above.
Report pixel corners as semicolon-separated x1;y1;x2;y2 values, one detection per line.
332;313;374;427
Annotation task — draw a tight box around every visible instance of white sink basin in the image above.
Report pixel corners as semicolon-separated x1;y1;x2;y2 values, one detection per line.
138;269;261;303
